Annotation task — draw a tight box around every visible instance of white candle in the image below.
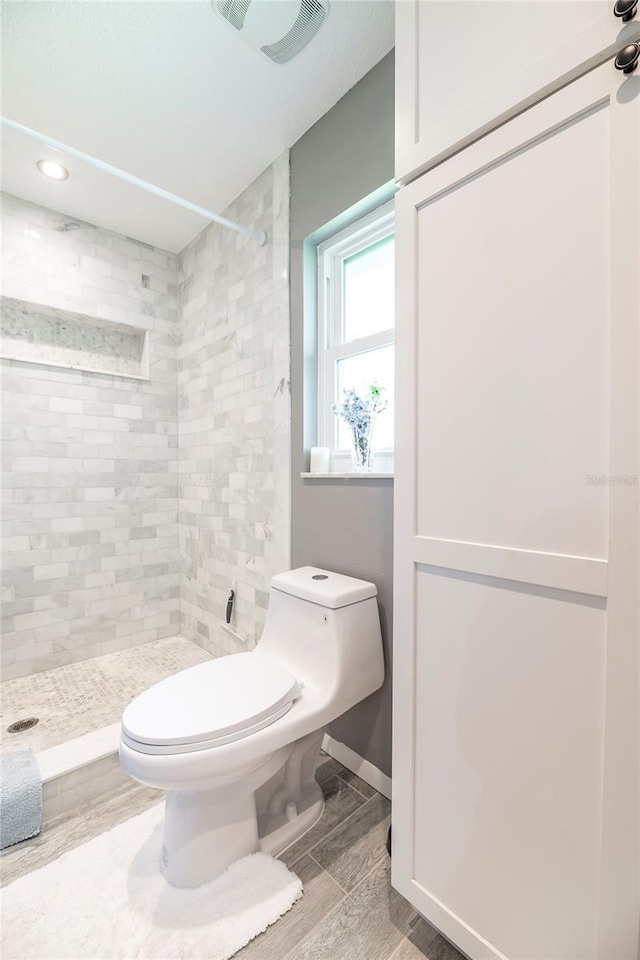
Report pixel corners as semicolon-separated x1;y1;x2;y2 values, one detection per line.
310;447;330;473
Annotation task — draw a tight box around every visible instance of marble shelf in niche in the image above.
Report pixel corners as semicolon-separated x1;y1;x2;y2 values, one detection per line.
0;296;149;380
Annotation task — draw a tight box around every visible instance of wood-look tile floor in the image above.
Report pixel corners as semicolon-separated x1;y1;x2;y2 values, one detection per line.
1;753;464;960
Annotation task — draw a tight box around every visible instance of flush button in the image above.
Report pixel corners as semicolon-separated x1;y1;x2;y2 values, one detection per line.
312;574;328;580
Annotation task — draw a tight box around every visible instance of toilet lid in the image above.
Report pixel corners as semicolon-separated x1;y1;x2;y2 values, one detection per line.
122;654;300;749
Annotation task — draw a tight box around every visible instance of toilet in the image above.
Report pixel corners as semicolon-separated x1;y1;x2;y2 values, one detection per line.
119;566;384;888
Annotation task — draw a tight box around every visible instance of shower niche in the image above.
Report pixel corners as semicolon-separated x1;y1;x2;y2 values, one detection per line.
0;296;149;380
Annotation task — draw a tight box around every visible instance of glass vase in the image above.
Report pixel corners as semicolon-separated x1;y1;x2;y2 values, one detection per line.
349;422;374;472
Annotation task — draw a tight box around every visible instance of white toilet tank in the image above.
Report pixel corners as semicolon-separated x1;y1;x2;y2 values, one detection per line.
256;567;384;711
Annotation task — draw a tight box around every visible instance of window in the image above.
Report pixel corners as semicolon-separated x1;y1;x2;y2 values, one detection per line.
317;201;395;472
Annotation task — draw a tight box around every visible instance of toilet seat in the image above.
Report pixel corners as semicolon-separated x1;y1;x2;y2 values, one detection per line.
121;654;301;756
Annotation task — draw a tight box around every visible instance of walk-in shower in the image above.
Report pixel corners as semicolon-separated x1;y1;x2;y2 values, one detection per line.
1;134;290;823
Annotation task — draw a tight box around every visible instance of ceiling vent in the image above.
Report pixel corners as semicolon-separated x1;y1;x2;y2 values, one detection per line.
212;0;330;65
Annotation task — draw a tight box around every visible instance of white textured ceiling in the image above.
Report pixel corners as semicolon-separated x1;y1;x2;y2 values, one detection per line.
1;0;394;253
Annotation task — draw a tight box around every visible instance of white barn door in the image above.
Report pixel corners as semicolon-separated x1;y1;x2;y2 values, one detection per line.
393;61;639;960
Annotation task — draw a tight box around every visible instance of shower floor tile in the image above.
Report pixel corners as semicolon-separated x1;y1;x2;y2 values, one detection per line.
0;636;212;756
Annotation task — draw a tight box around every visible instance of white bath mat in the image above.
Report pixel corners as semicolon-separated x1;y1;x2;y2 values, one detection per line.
1;803;303;960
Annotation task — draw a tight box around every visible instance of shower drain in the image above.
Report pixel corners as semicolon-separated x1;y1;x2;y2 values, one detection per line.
7;717;39;734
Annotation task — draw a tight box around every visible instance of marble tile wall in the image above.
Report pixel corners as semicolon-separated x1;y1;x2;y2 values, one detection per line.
178;153;291;655
1;193;180;679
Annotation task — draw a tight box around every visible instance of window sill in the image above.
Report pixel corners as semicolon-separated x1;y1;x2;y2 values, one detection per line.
300;472;394;480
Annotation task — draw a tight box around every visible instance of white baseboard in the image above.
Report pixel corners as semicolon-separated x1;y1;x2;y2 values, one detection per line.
322;733;392;800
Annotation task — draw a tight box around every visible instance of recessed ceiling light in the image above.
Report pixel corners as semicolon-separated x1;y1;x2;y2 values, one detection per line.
37;159;69;181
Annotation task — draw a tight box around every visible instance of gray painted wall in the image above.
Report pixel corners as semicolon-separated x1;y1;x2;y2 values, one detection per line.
290;52;395;778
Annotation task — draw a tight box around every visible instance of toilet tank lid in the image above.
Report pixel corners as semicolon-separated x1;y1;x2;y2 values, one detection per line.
271;567;377;609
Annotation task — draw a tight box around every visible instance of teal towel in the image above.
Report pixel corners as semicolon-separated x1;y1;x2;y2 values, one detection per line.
0;749;42;849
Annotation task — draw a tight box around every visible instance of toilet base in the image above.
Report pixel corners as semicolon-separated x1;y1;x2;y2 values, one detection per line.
157;731;327;888
258;780;325;858
160;779;325;888
161;787;259;888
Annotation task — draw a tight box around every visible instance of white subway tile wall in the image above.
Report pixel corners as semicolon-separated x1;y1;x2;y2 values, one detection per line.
1;193;180;679
178;153;291;655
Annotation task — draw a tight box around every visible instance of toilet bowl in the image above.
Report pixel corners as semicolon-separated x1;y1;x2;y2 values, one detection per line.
119;566;384;888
